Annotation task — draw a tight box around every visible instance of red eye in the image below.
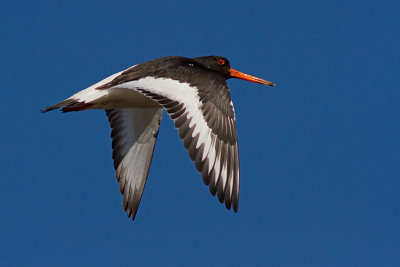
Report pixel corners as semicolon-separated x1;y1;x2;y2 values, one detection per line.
217;59;225;65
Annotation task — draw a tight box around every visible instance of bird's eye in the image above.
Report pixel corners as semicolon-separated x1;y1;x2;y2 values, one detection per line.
217;59;225;65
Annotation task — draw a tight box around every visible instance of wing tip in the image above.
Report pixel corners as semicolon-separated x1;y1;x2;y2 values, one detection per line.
233;206;238;213
123;199;139;222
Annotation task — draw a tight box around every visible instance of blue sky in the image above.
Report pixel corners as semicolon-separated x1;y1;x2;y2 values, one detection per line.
1;0;399;266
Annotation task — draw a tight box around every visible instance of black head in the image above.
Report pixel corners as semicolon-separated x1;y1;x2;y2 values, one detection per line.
192;56;231;78
192;55;275;86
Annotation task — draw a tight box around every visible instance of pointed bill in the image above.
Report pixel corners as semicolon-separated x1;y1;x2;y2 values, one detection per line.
229;68;276;86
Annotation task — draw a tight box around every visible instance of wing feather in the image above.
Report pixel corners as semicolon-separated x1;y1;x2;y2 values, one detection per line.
106;107;163;220
106;76;240;211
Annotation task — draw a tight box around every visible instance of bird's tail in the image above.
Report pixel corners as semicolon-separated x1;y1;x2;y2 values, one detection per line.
41;99;95;113
40;83;111;114
41;67;128;113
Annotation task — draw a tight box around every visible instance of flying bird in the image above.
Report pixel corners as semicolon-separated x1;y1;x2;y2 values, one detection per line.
42;56;275;221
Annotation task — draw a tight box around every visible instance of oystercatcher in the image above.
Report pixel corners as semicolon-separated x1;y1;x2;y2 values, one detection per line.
42;56;275;221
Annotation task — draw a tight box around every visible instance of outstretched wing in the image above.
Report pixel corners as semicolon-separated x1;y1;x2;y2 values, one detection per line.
106;107;163;220
101;76;240;212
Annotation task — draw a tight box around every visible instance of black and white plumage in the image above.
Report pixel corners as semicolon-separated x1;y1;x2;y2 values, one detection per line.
42;56;275;221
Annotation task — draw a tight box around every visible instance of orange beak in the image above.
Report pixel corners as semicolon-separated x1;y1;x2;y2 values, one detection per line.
229;68;275;86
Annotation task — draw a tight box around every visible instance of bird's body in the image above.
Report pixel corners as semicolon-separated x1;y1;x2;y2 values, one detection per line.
42;55;275;221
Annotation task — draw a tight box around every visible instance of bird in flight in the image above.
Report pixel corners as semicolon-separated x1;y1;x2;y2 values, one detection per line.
42;55;275;221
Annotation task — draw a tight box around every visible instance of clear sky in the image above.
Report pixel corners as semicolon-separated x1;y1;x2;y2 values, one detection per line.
1;0;399;266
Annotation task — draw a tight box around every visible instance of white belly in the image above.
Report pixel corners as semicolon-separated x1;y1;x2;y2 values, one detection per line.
94;87;160;109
